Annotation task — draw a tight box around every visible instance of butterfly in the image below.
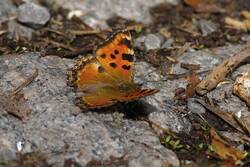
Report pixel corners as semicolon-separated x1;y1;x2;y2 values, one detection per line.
67;31;159;109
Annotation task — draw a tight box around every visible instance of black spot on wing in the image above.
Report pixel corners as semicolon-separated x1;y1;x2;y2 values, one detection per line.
110;54;116;59
122;54;134;62
100;53;106;58
119;39;132;48
109;62;117;68
114;50;119;54
98;66;105;73
122;65;131;70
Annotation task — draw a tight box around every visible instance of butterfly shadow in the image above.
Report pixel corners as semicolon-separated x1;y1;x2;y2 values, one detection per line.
75;99;158;120
120;100;159;120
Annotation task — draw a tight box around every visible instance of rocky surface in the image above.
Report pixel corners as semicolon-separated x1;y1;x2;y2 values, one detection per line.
7;20;34;40
45;0;180;28
0;53;182;166
197;19;218;36
1;0;250;166
1;44;248;166
17;2;50;28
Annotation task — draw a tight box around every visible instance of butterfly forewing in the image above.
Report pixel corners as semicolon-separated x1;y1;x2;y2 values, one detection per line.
96;31;135;84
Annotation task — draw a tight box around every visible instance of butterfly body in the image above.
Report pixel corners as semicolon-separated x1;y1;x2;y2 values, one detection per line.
67;31;159;109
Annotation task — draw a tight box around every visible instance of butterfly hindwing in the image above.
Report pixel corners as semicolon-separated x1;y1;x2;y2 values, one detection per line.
95;31;134;84
67;55;118;92
80;86;159;109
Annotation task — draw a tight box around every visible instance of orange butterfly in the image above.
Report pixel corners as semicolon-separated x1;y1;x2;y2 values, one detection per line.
67;31;159;109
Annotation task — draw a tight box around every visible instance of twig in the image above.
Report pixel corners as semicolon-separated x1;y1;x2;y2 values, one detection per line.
10;69;38;98
42;38;77;52
165;70;210;80
196;44;250;95
69;29;107;36
42;28;68;37
175;43;191;59
181;63;201;71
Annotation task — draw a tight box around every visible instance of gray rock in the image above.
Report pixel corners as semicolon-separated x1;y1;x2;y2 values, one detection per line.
187;98;206;114
0;0;17;23
0;135;16;161
0;53;180;166
134;62;192;133
8;20;34;40
134;36;146;49
172;49;221;74
232;64;250;80
17;2;50;28
149;111;191;133
45;0;180;28
172;44;244;75
161;38;174;48
241;35;250;42
144;34;162;50
207;82;249;117
197;19;218;36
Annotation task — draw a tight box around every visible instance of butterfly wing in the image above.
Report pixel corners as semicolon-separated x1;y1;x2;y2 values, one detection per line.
95;31;134;84
81;86;159;109
68;32;159;109
67;55;118;92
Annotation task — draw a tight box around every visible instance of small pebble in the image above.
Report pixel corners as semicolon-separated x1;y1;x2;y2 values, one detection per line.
144;34;162;50
187;98;206;114
198;19;217;36
17;2;50;28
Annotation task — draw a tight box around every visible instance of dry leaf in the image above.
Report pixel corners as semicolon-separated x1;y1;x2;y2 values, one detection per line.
186;73;200;98
225;17;249;31
0;69;38;120
225;11;250;31
0;93;31;120
210;128;245;161
184;0;224;13
184;0;202;8
242;10;250;20
233;69;250;106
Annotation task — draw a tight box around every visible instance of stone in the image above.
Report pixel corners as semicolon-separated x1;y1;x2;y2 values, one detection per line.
161;38;174;48
144;34;162;50
149;111;191;133
197;19;218;36
0;135;16;161
8;20;34;40
17;2;50;28
187;98;206;114
0;0;17;23
134;61;192;133
134;36;146;49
